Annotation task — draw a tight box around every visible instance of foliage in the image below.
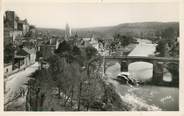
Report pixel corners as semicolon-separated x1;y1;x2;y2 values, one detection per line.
155;39;166;57
155;27;179;57
27;38;128;111
161;27;176;45
72;45;81;56
108;33;135;54
101;84;128;111
55;40;71;55
26;69;53;111
85;46;98;60
113;33;135;47
169;42;179;57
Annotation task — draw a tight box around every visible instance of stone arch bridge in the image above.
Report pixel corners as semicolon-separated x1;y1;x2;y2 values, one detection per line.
104;56;179;85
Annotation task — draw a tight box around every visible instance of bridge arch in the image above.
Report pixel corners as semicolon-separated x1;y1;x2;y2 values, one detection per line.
120;59;154;72
104;56;179;86
120;59;164;83
128;61;153;81
165;62;179;86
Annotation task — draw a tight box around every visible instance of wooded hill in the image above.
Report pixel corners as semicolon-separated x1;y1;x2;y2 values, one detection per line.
37;22;179;40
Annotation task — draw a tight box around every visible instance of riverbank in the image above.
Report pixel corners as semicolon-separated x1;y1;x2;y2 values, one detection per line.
110;43;137;56
105;39;179;111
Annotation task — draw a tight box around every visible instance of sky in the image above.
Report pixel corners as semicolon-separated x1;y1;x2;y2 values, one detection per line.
3;0;179;29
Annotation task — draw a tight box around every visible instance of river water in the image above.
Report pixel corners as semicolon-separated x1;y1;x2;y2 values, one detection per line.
106;39;179;111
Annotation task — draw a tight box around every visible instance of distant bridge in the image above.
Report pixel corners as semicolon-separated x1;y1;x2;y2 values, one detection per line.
104;55;179;86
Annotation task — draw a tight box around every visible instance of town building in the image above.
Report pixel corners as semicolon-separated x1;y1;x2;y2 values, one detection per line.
4;11;30;46
79;35;104;52
17;19;30;35
23;47;36;64
4;10;37;78
4;63;13;77
65;23;71;40
4;27;13;46
14;48;30;70
4;11;18;30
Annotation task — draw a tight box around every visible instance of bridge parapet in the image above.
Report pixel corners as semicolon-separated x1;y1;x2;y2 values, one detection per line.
105;56;179;63
104;56;179;86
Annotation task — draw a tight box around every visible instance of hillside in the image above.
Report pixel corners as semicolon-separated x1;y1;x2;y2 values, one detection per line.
36;28;65;37
37;22;179;40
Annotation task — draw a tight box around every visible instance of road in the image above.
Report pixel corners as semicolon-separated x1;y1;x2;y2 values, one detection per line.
4;62;39;111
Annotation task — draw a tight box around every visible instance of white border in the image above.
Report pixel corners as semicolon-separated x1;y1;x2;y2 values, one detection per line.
0;0;183;115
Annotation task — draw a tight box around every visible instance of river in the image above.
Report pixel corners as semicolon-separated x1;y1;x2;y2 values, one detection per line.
105;38;179;111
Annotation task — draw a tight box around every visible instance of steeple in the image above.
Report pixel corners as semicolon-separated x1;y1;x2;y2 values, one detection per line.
65;23;71;40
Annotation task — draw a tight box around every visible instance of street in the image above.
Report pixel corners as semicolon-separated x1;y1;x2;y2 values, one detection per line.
4;62;39;110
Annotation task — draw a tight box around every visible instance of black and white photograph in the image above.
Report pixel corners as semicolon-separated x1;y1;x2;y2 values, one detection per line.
2;0;181;112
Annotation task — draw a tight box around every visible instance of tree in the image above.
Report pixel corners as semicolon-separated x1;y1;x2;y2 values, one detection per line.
155;39;167;57
48;55;66;98
27;36;129;111
109;42;116;52
26;69;53;111
75;46;103;111
113;33;134;48
85;46;98;60
55;40;71;55
98;39;105;48
72;45;81;56
155;27;178;57
161;28;175;40
120;35;131;48
48;51;84;109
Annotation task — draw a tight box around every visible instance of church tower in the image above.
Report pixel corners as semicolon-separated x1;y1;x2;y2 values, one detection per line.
65;23;71;40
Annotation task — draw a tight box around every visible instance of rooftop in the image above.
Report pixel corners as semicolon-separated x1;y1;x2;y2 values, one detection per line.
23;47;36;54
4;63;12;67
16;48;29;56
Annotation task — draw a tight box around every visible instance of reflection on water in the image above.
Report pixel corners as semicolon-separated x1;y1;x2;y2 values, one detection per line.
163;69;172;82
106;62;178;111
106;39;178;111
129;62;153;81
129;61;173;82
117;84;179;111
